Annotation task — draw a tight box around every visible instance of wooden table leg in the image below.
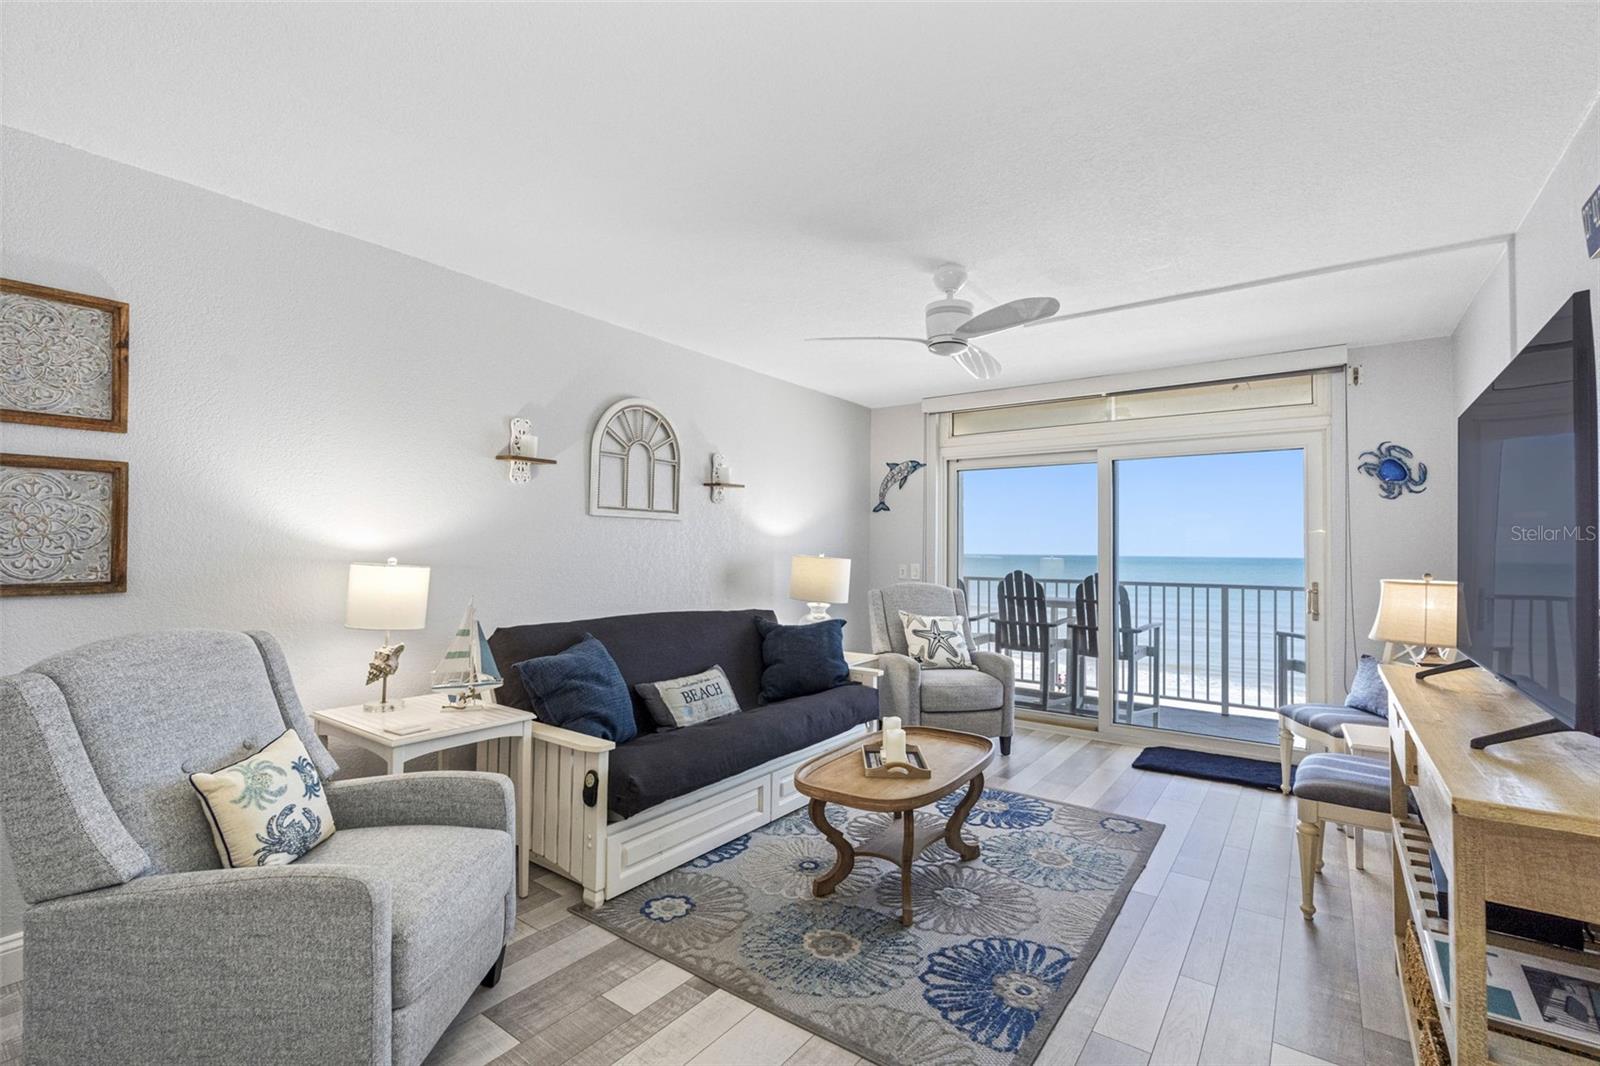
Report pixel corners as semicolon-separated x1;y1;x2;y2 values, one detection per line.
944;772;983;861
899;808;916;926
810;798;855;897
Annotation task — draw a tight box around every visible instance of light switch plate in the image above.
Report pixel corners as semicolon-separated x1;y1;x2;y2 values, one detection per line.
909;563;921;580
897;564;908;579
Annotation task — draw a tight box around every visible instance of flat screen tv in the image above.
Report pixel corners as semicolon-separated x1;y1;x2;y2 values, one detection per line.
1454;290;1598;744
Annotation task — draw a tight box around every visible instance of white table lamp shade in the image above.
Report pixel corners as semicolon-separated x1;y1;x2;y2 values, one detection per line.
345;559;431;631
1369;577;1458;648
790;555;851;605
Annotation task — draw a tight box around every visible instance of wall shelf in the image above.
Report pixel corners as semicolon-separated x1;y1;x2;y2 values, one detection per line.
496;454;556;465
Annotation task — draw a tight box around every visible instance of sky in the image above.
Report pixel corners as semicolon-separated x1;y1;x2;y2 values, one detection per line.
960;449;1305;558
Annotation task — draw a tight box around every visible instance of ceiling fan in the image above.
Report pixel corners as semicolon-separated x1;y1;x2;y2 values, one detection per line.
807;264;1059;381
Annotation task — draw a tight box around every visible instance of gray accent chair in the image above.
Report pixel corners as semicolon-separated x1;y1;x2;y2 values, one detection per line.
867;582;1015;755
0;630;517;1066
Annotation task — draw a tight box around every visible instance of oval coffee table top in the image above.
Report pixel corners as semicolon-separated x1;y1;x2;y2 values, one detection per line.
794;726;994;812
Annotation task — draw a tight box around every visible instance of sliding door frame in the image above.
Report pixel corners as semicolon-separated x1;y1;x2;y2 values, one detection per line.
931;369;1340;760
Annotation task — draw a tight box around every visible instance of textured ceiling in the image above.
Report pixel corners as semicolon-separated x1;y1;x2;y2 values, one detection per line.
3;2;1596;407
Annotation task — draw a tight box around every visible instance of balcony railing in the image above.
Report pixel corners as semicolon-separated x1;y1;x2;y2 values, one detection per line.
962;573;1307;716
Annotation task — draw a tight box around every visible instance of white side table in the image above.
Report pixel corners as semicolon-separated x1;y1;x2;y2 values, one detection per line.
844;651;883;689
313;694;535;897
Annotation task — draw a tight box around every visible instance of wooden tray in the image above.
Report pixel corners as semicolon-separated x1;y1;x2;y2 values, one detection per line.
862;739;932;779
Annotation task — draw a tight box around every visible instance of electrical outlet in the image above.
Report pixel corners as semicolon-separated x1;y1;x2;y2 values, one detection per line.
897;564;908;579
909;563;921;580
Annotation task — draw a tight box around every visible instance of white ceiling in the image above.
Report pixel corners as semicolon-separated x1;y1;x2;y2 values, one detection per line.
3;2;1596;408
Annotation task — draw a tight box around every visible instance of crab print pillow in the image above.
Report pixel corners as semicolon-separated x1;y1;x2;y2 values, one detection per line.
189;728;335;868
898;610;975;669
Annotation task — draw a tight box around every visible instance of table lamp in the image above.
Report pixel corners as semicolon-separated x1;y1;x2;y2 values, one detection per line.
1369;573;1458;665
346;557;431;712
790;554;851;624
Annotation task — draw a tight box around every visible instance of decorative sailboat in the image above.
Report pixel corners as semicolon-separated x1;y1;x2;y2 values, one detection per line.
431;602;503;707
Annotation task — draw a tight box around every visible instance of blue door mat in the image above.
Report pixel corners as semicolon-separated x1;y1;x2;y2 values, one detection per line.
1132;745;1291;792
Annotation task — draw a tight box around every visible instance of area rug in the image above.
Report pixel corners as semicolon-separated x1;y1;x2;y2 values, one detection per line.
1131;745;1291;791
572;789;1162;1066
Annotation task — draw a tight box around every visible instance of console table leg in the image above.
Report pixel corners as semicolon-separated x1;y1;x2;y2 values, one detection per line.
945;773;984;861
810;798;855;897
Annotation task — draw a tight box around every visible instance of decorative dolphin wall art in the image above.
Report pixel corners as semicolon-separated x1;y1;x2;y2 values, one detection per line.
874;459;926;513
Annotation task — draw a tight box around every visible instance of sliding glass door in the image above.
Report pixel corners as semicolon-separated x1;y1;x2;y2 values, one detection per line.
948;433;1327;749
954;458;1098;719
1109;447;1312;744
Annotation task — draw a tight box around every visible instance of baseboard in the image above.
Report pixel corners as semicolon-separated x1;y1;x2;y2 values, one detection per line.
0;931;21;986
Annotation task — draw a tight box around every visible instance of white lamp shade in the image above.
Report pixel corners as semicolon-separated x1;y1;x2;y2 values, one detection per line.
345;560;431;631
790;555;851;604
1369;577;1458;648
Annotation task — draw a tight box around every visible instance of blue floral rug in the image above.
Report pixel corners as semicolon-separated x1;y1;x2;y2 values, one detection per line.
572;789;1162;1066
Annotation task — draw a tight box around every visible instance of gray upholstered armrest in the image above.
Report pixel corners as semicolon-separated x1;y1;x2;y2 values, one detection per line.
326;770;514;834
876;652;923;726
24;866;393;1065
973;650;1017;737
972;649;1014;685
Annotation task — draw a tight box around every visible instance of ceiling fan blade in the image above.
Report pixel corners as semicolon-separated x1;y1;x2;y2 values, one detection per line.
956;296;1062;338
955;344;1001;381
805;336;927;344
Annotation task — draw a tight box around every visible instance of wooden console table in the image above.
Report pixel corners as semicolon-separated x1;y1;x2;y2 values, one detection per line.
1381;664;1600;1065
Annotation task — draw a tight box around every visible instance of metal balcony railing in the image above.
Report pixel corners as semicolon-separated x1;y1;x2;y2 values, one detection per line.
962;573;1307;716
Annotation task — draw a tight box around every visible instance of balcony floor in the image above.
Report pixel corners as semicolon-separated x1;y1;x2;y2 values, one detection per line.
1016;688;1281;745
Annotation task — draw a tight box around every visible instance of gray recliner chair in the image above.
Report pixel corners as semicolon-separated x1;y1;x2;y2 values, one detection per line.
867;582;1016;755
0;630;517;1066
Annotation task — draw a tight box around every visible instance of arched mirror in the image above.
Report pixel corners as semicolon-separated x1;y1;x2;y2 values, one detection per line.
589;398;681;519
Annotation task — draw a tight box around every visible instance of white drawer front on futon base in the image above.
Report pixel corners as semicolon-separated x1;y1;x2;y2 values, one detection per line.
772;761;811;818
608;776;773;894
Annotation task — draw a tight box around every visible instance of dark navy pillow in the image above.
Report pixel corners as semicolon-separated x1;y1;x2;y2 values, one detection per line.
1345;654;1389;719
754;618;850;702
514;634;637;743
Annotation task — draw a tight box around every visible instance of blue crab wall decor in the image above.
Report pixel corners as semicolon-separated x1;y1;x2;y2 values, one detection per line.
1357;441;1427;499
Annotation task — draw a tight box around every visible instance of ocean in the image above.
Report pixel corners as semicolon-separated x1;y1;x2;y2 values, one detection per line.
960;554;1305;588
959;554;1309;709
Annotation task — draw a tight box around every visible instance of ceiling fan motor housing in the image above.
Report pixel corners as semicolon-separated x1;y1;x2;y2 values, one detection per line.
925;298;973;356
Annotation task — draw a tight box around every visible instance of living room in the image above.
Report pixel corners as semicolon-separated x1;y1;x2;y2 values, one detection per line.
2;4;1598;1066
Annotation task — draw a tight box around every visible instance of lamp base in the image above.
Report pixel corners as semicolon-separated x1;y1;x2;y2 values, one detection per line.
800;603;833;624
363;699;403;714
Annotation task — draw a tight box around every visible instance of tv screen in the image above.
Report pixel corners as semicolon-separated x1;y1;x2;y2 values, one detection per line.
1456;291;1597;734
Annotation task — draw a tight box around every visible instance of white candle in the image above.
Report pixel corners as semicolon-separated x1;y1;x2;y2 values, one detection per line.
883;727;907;766
881;716;901;734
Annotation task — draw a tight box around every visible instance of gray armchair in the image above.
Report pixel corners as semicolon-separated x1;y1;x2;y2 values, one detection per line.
867;582;1015;755
0;630;516;1066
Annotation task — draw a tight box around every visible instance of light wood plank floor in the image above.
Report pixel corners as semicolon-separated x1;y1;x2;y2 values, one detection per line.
0;725;1408;1066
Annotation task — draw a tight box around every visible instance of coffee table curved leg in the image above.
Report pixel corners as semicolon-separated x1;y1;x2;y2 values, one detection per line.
810;798;855;896
945;772;984;861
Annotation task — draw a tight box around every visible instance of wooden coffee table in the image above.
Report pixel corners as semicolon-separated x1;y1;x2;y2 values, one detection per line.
793;726;994;926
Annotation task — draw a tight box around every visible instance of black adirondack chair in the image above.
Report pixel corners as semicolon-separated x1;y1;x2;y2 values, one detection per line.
1072;574;1164;722
987;570;1076;712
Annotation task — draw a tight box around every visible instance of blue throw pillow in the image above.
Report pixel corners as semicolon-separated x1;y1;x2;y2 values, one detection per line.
514;634;637;743
1345;654;1389;719
754;617;850;702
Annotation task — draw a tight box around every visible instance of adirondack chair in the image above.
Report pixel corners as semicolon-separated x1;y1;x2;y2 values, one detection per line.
985;570;1077;712
1072;574;1164;723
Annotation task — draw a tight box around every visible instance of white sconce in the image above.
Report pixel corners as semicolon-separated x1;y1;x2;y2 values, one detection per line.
494;417;555;483
703;452;744;502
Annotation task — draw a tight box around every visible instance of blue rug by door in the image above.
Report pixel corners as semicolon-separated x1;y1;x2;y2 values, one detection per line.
1131;746;1291;792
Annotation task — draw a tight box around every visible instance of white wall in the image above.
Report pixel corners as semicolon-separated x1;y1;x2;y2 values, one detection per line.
1342;339;1459;667
1455;101;1600;411
0;129;872;941
866;404;927;594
